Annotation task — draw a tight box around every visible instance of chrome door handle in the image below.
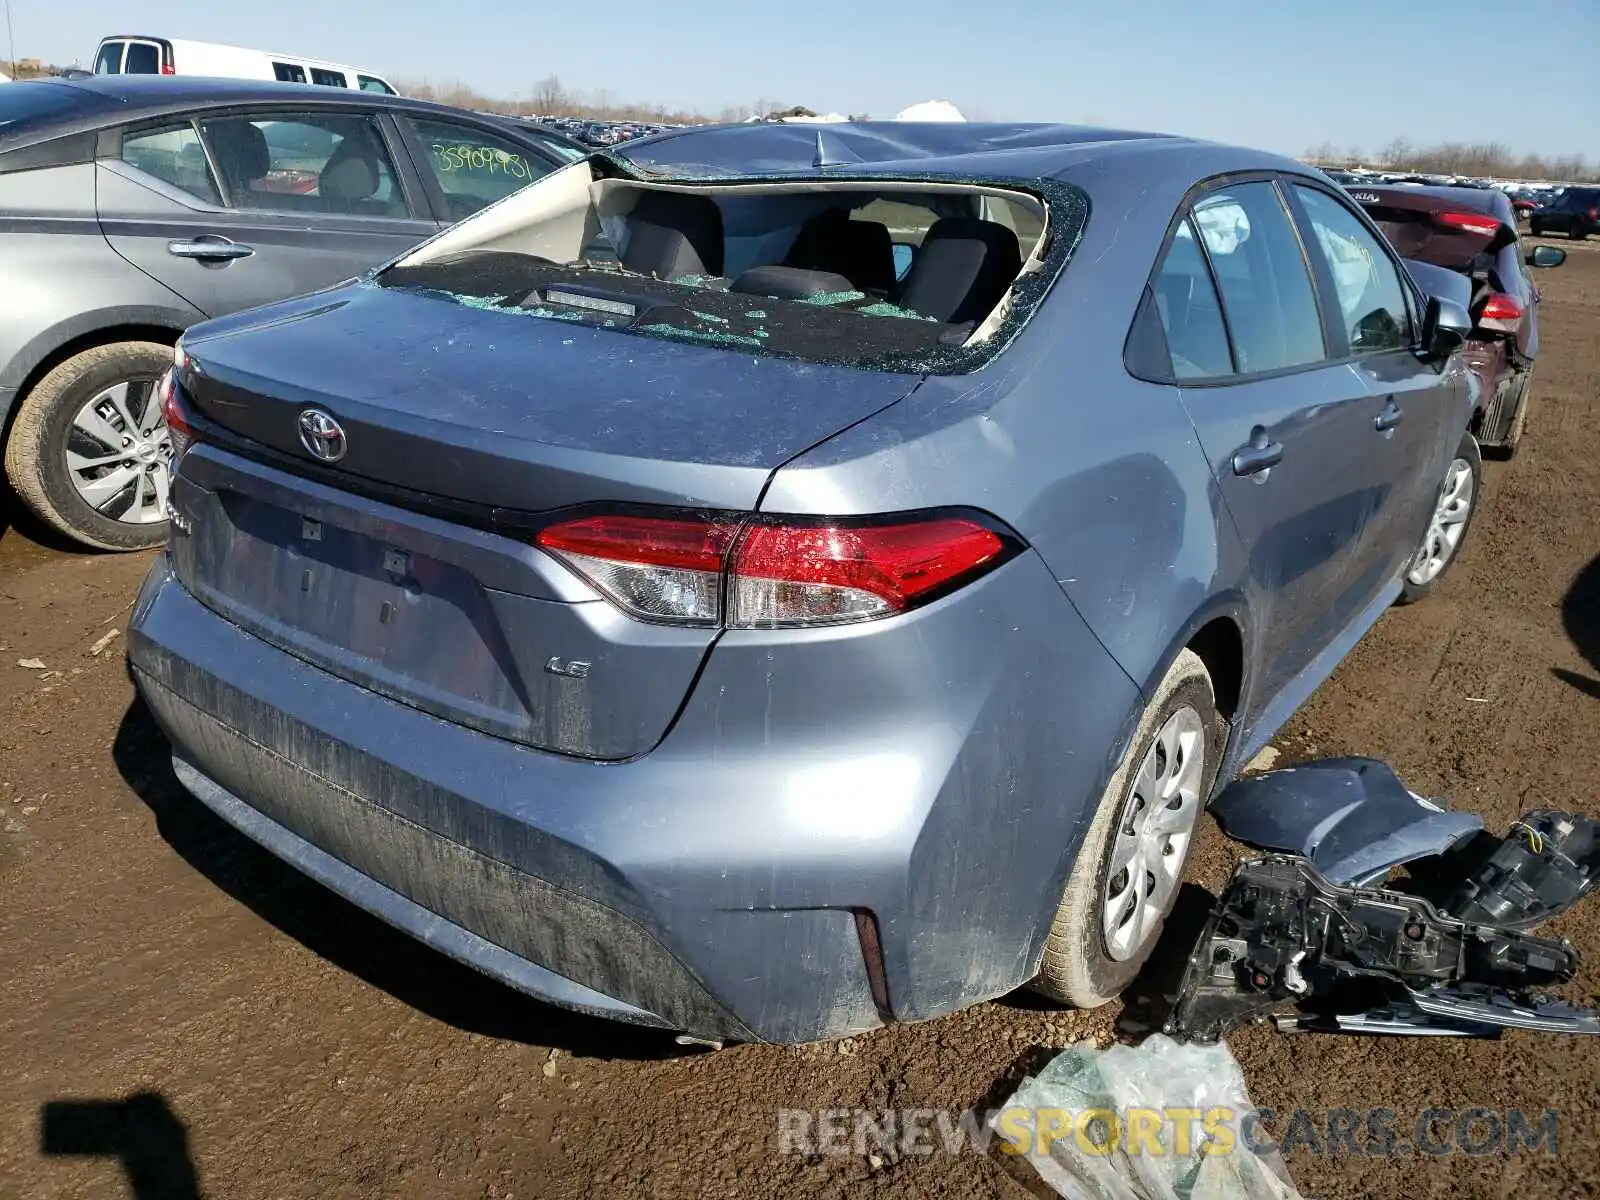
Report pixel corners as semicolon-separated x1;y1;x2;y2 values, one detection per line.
1232;428;1284;477
1374;399;1404;432
168;238;254;261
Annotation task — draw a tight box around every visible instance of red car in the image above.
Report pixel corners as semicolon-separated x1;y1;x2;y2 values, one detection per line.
1350;184;1566;455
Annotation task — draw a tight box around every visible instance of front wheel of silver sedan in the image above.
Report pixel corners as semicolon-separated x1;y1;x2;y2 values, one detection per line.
1033;648;1225;1008
1398;431;1482;605
3;341;176;552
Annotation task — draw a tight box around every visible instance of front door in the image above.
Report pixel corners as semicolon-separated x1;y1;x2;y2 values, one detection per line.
1287;182;1467;577
99;109;438;319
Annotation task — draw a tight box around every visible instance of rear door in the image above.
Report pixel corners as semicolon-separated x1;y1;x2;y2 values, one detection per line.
98;106;438;319
393;114;565;222
1287;181;1462;567
1157;178;1402;704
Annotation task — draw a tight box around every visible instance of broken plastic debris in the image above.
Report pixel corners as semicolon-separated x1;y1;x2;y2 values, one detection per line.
1209;757;1482;886
994;1036;1302;1199
88;629;120;657
1166;852;1595;1043
16;658;46;670
1443;809;1599;929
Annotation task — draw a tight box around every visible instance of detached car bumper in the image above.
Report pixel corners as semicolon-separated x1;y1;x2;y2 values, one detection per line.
128;550;1140;1043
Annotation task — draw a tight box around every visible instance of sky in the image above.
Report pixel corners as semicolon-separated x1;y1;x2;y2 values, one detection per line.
19;0;1599;159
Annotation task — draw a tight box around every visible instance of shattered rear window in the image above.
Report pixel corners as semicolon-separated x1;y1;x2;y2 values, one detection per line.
378;168;1089;375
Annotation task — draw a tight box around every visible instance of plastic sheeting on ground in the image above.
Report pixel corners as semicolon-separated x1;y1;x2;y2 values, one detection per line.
992;1035;1303;1200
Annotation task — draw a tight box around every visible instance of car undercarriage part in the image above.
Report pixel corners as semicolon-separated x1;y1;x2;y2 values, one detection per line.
1165;853;1596;1042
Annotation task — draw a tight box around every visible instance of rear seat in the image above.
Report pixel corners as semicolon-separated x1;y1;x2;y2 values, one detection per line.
783;210;897;295
896;217;1022;324
620;191;725;279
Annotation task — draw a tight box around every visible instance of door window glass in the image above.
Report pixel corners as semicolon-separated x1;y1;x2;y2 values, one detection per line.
358;76;394;94
121;123;222;206
406;118;553;220
123;42;161;74
200;112;410;218
1294;186;1411;354
273;62;307;83
1155;219;1233;378
1193;183;1326;373
309;68;347;88
95;41;124;74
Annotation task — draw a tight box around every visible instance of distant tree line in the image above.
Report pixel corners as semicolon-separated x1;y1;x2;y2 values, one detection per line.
395;74;745;124
1305;138;1596;183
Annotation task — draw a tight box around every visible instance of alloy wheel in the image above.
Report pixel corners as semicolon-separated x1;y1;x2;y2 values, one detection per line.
65;378;172;526
1406;456;1475;587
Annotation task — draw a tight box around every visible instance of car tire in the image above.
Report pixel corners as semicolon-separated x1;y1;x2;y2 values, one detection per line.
3;341;175;552
1530;219;1544;237
1032;648;1224;1008
1397;430;1482;605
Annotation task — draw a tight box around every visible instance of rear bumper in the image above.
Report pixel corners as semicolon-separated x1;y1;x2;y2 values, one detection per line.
128;545;1140;1043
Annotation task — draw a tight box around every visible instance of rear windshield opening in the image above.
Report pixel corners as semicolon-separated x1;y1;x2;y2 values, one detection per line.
379;163;1072;373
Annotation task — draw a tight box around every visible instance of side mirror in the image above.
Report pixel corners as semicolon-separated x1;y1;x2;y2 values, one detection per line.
1527;245;1567;269
1419;295;1471;362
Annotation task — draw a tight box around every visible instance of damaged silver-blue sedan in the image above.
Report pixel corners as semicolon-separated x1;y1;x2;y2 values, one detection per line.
128;121;1483;1043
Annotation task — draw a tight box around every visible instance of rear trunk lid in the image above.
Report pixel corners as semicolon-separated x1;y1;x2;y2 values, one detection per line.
172;282;921;760
181;282;919;513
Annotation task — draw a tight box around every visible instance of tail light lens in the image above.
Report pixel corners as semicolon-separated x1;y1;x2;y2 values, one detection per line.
535;510;1017;629
161;344;195;460
534;514;739;624
1479;292;1524;333
1435;211;1502;237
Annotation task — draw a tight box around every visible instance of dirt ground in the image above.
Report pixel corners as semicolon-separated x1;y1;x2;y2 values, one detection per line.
2;240;1598;1200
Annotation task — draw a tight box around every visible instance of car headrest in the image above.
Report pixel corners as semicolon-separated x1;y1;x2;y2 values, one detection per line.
898;217;1023;325
621;190;724;279
320;137;380;204
783;210;897;294
728;265;857;301
206;120;270;188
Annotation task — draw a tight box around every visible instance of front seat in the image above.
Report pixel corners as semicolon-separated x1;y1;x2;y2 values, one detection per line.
620;190;724;279
897;217;1023;324
203;120;271;202
318;135;390;215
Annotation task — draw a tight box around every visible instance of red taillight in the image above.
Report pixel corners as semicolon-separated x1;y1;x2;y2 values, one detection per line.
1590;207;1599;222
1479;292;1524;333
535;515;739;624
1435;211;1501;237
535;511;1014;628
160;345;196;459
730;518;1006;627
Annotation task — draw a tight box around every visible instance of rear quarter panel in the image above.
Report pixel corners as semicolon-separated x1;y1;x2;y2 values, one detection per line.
761;149;1255;712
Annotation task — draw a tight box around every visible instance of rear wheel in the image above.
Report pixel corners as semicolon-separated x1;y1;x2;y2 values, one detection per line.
1529;219;1544;237
1398;431;1482;604
1033;649;1224;1008
3;341;175;551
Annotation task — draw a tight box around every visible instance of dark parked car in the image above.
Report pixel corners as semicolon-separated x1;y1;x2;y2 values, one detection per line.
1351;183;1565;453
1530;185;1600;240
0;75;587;550
130;121;1478;1044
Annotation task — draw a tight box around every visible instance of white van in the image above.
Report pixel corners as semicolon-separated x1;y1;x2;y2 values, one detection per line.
92;36;397;94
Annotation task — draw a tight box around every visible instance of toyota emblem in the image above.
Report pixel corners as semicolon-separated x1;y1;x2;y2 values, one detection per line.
297;409;347;462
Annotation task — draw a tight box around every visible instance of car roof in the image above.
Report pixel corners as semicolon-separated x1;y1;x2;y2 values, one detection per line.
0;75;503;145
612;120;1309;185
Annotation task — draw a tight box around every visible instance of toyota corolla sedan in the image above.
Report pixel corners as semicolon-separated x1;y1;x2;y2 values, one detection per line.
128;122;1480;1044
